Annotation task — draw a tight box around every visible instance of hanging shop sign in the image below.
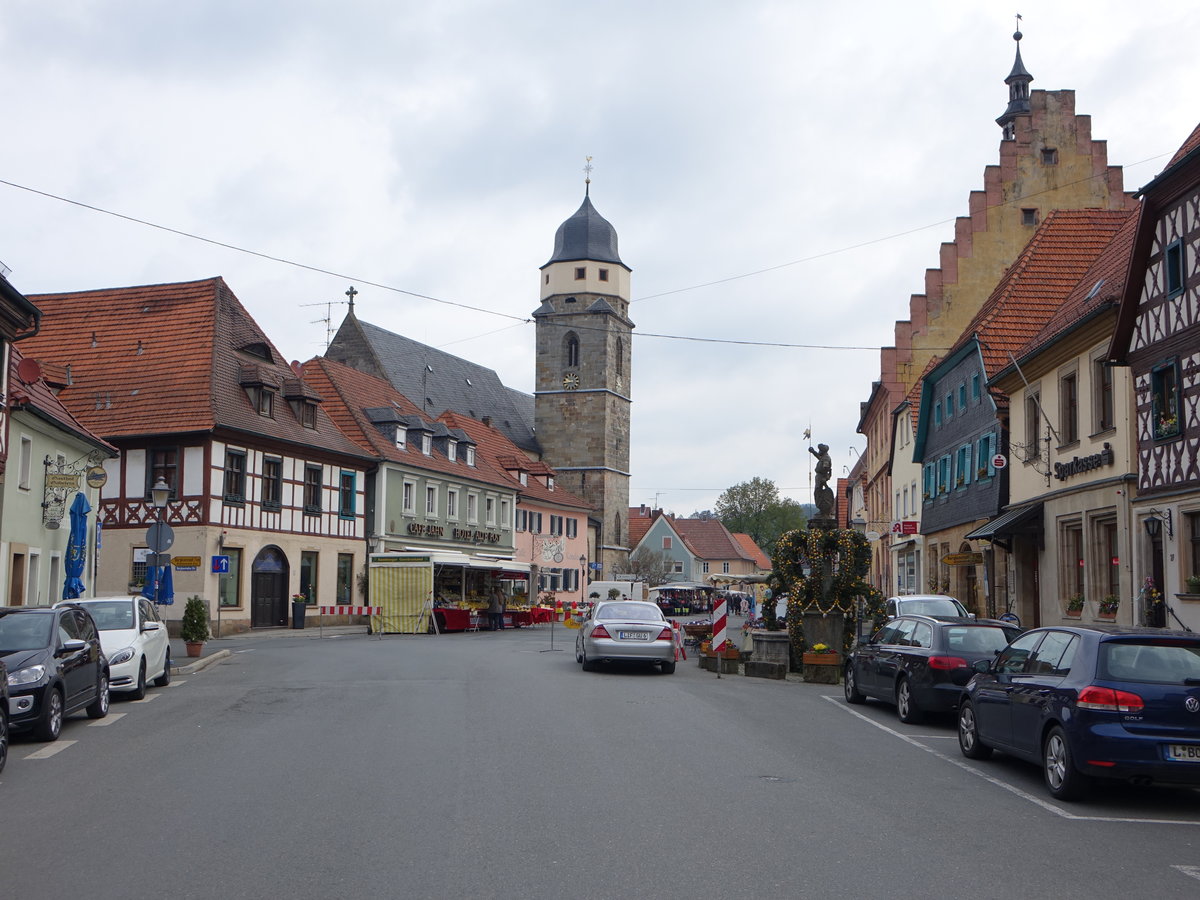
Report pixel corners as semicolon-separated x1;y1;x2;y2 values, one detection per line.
1053;442;1114;482
942;552;984;567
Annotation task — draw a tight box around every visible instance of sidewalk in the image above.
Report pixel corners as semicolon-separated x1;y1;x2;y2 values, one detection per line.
168;623;370;675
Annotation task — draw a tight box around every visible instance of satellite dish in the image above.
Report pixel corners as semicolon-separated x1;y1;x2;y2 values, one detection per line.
16;357;42;385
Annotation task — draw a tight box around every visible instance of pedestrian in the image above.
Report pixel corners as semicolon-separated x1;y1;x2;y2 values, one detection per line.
488;587;505;631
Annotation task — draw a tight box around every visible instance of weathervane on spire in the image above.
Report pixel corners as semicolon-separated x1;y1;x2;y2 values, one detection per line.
583;156;593;196
1014;12;1022;39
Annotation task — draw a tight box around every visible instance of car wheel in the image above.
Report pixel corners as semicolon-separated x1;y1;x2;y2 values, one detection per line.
580;648;597;672
661;661;676;675
896;677;923;724
0;711;8;774
575;640;583;664
1043;725;1089;801
844;664;865;704
86;672;110;719
958;700;992;760
35;687;64;742
129;660;147;701
154;651;172;687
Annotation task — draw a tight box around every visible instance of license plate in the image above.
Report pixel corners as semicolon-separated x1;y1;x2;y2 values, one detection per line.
1166;744;1200;762
619;631;651;641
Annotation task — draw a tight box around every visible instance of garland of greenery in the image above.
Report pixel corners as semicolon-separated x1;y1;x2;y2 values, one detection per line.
771;527;884;656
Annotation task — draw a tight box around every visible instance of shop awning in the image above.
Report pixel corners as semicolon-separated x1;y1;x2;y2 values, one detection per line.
964;502;1044;541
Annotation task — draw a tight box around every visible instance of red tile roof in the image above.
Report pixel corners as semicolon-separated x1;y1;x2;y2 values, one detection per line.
1167;121;1200;168
300;357;516;490
7;345;116;455
950;209;1135;383
22;277;366;458
670;516;754;562
731;533;771;569
628;506;658;547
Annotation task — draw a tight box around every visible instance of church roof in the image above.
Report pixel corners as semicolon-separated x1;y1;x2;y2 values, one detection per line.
542;193;625;268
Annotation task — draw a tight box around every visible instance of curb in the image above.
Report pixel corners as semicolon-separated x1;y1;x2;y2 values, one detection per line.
171;649;232;676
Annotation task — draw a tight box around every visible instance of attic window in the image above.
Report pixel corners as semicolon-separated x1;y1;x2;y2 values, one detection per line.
421;433;432;456
519;471;527;486
395;428;406;450
447;440;457;461
547;476;555;491
574;267;586;280
241;341;273;362
565;296;577;304
299;401;317;429
1041;148;1058;165
1021;208;1039;226
258;389;275;418
466;445;476;467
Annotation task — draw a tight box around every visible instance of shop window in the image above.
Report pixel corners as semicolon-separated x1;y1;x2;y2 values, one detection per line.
299;551;318;604
1166;239;1184;297
223;449;246;503
262;457;282;510
218;548;242;608
337;553;354;604
1151;360;1181;440
1060;521;1085;601
1095;518;1120;602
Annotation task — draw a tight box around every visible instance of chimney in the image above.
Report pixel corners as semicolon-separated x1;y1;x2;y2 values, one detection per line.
482;416;492;427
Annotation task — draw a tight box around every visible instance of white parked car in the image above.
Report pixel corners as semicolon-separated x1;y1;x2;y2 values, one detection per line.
58;597;171;698
884;594;973;619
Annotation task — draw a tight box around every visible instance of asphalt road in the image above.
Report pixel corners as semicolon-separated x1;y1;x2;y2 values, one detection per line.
3;622;1200;899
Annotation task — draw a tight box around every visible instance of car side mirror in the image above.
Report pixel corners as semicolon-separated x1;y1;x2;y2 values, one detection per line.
60;638;88;654
972;658;992;674
141;621;162;632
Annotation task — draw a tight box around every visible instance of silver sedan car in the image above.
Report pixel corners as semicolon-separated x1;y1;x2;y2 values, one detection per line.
576;600;677;673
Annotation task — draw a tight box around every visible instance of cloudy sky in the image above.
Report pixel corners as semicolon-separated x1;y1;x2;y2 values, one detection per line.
2;1;1198;519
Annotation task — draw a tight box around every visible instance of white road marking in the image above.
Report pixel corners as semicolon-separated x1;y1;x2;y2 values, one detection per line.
130;693;160;704
88;713;126;726
24;740;77;759
823;695;1200;826
1172;866;1200;882
166;680;186;687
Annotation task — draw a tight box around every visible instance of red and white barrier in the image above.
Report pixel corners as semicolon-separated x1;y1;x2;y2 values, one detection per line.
316;606;382;616
712;596;728;652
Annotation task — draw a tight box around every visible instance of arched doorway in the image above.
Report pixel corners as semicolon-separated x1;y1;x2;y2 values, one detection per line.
251;546;289;628
957;541;979;614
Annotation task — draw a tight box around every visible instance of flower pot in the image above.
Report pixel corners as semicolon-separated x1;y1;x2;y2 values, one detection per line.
802;652;840;666
185;641;205;658
1065;609;1082;619
1097;611;1117;621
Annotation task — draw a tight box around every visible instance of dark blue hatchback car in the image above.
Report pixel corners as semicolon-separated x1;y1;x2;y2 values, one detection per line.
958;624;1200;800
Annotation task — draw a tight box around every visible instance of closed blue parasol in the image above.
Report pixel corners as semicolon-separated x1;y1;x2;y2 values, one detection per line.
141;560;175;606
62;491;91;600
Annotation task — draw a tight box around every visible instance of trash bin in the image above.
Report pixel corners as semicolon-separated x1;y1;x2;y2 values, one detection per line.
292;600;306;629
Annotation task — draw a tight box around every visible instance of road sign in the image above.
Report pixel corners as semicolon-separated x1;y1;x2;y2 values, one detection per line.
212;555;231;574
172;556;201;569
146;552;172;568
991;454;1007;470
145;521;174;553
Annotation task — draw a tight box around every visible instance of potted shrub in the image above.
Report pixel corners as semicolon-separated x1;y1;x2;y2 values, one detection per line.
181;595;211;657
1065;594;1084;617
1098;595;1120;619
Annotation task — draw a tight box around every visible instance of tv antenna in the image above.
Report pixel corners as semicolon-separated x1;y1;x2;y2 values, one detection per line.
301;286;358;350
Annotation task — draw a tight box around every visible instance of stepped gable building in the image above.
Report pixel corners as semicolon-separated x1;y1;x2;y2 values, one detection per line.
22;277;372;630
912;208;1133;615
325;308;538;455
1109;120;1200;629
856;29;1136;592
533;187;634;579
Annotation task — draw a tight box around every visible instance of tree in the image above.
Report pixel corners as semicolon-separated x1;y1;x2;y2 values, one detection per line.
626;547;673;586
715;477;807;554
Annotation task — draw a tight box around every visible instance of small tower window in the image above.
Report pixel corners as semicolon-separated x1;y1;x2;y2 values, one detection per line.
566;333;579;368
1021;208;1039;226
598;268;609;282
574;267;586;280
1041;148;1058;166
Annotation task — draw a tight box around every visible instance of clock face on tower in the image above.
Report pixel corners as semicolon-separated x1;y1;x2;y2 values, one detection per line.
562;372;580;391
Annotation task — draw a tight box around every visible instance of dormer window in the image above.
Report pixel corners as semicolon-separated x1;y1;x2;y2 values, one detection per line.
421;433;432;456
299;402;317;429
547;476;555;491
519;472;528;486
258;389;275;418
447;440;457;461
466;446;476;466
395;428;407;450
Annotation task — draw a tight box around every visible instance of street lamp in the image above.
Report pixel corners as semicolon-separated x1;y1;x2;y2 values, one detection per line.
579;554;587;598
151;477;170;513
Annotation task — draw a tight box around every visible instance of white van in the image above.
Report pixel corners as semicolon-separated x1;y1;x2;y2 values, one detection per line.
586;580;646;603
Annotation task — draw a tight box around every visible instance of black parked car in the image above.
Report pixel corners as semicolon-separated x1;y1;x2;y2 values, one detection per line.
958;624;1200;800
844;615;1021;723
0;659;8;773
0;606;110;741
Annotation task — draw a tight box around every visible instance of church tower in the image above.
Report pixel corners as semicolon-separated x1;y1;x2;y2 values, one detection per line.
533;180;633;579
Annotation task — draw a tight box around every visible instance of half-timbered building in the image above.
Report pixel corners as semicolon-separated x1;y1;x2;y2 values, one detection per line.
22;278;372;632
1110;121;1200;631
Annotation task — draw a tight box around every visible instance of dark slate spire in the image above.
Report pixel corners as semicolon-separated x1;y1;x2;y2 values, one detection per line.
996;27;1033;140
543;194;624;267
